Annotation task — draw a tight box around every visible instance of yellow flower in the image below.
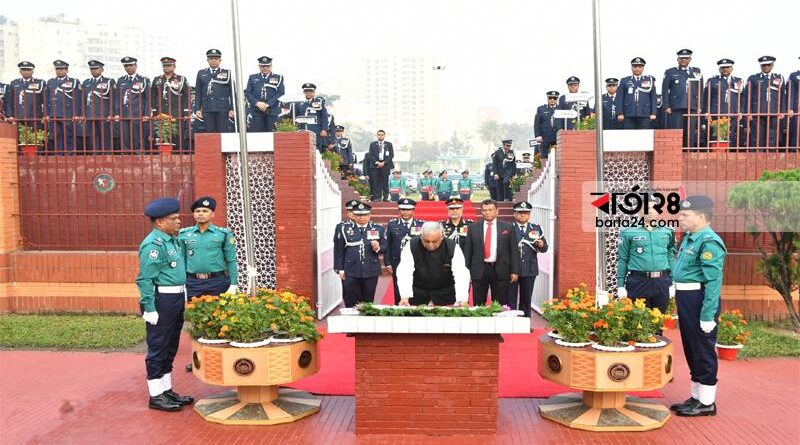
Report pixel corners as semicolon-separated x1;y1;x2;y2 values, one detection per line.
221;325;230;332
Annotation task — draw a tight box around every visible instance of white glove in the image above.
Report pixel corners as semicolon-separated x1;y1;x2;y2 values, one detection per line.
226;285;238;295
669;285;676;298
700;320;716;333
142;311;159;325
617;287;627;299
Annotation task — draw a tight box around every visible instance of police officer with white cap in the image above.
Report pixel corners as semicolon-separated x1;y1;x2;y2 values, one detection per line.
333;202;386;307
534;91;561;159
194;49;235;133
136;198;194;411
295;83;329;151
245;56;284;132
508;201;548;317
385;198;424;304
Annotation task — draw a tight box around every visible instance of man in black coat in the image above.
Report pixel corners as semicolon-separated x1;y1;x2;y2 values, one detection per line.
462;199;519;306
366;129;394;201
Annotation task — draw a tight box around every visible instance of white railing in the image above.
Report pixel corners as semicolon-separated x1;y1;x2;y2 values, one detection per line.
314;152;343;319
527;149;558;314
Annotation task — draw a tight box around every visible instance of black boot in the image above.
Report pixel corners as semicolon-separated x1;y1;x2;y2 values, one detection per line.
669;397;699;411
677;402;717;417
149;394;182;412
163;389;195;406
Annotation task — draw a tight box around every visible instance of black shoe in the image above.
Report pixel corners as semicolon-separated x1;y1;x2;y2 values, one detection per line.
163;389;194;406
670;397;699;411
185;363;193;372
676;402;717;417
149;394;182;412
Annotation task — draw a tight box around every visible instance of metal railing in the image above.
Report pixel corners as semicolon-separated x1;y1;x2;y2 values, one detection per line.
315;150;344;318
528;147;557;314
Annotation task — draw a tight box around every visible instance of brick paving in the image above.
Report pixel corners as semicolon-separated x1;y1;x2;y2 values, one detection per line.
2;328;799;445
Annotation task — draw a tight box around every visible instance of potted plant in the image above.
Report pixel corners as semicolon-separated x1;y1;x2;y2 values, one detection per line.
154;113;178;154
542;284;597;346
17;124;47;157
663;297;678;330
710;117;730;149
184;295;230;345
591;298;635;351
261;289;321;343
275;118;298;132
347;175;371;200
625;298;667;347
716;309;750;360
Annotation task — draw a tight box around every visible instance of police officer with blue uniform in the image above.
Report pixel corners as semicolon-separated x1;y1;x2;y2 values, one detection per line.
616;57;658;129
786;58;800;147
662;49;704;147
45;60;82;152
601;78;622;130
333;202;387;307
5;62;47;143
534;91;560;159
743;56;787;149
244;56;284;132
195;49;234;133
335;125;354;175
136;198;194;412
295;83;329;151
508;201;548;317
558;76;593;129
616;210;676;316
670;195;726;417
385;198;425;304
704;58;744;147
484;162;498;200
82;60;117;152
152;57;192;150
334;199;359;305
117;57;151;152
492;139;516;202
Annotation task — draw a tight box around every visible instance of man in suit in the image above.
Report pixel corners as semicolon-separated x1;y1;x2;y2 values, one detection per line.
367;130;394;201
462;199;519;306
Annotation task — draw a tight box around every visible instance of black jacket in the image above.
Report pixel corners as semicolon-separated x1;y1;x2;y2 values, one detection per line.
462;219;520;280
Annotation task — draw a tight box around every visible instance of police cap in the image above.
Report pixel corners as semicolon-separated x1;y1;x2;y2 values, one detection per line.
257;56;272;66
758;55;776;65
676;48;693;58
462;169;469;174
121;56;137;65
398;198;417;210
717;58;734;67
546;90;560;98
345;199;361;210
160;57;176;66
53;59;69;69
206;49;222;58
680;195;714;211
17;61;35;70
513;201;533;212
566;76;580;85
605;77;619;85
502;139;513;145
631;57;646;66
88;60;104;68
302;82;317;91
144;198;180;218
191;196;216;211
335;125;345;131
352;202;372;215
445;197;464;209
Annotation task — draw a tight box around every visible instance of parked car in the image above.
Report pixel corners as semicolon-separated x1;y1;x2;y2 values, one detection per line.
402;173;418;193
470;174;485;189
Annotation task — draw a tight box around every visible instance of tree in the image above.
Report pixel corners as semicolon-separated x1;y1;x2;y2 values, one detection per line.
728;169;800;331
478;120;503;145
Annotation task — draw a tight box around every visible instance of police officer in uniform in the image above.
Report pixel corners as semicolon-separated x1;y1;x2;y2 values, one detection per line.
335;125;354;175
704;58;744;147
616;57;658;129
743;56;787;149
785;57;799;147
492;139;516;202
295;83;329;150
508;201;548;317
333;202;387;307
617;208;677;316
669;195;726;417
333;199;359;305
441;197;474;249
534;91;560;159
136;198;194;412
82;60;117;151
194;49;235;133
385;198;425;304
151;57;192;151
601;78;623;129
5;62;47;133
483;162;498;200
558;76;592;129
117;57;151;152
662;49;704;147
245;56;284;132
45;60;82;152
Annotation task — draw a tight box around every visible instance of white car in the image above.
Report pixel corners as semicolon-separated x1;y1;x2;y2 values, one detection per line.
402;173;418;192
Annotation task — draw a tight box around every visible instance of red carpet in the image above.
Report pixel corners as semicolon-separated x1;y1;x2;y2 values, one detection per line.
410;200;478;222
288;328;662;398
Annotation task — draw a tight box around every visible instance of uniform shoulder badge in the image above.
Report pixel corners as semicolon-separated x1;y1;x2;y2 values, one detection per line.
701;251;713;260
148;249;159;260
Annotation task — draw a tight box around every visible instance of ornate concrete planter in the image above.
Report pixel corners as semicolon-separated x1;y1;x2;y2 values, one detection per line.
190;339;320;425
537;335;673;431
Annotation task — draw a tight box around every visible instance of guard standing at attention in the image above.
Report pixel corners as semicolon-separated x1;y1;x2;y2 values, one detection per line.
507;201;548;317
615;57;658;129
194;49;235;133
244;56;284;132
385;198;425;304
136;198;194;412
333;202;387;307
441;197;474;249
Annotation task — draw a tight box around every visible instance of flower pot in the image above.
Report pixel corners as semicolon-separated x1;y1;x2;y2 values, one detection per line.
20;144;38;157
547;330;563;339
591;342;636;352
197;337;230;346
269;333;304;344
555;339;592;348
230;338;271;348
634;339;668;348
710;140;729;149
157;143;174;154
663;317;677;330
716;343;743;361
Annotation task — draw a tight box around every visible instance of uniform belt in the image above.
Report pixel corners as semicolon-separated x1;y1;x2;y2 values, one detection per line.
629;270;670;278
157;285;185;293
188;271;225;280
674;282;702;291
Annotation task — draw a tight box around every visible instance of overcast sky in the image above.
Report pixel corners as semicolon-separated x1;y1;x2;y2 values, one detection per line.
3;0;797;125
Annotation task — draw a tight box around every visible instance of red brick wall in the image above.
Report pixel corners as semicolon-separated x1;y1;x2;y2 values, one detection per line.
273;133;317;303
194;133;227;224
355;334;499;436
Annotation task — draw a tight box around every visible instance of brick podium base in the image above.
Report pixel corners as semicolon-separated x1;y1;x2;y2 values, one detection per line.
354;334;499;436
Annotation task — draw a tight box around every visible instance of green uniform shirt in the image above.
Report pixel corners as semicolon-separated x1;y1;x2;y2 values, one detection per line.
388;177;406;195
436;177;453;194
178;224;238;285
136;228;186;312
418;177;435;193
671;226;727;322
617;226;677;287
457;178;473;193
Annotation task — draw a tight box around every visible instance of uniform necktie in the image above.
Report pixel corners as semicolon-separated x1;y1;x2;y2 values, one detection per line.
484;221;493;260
